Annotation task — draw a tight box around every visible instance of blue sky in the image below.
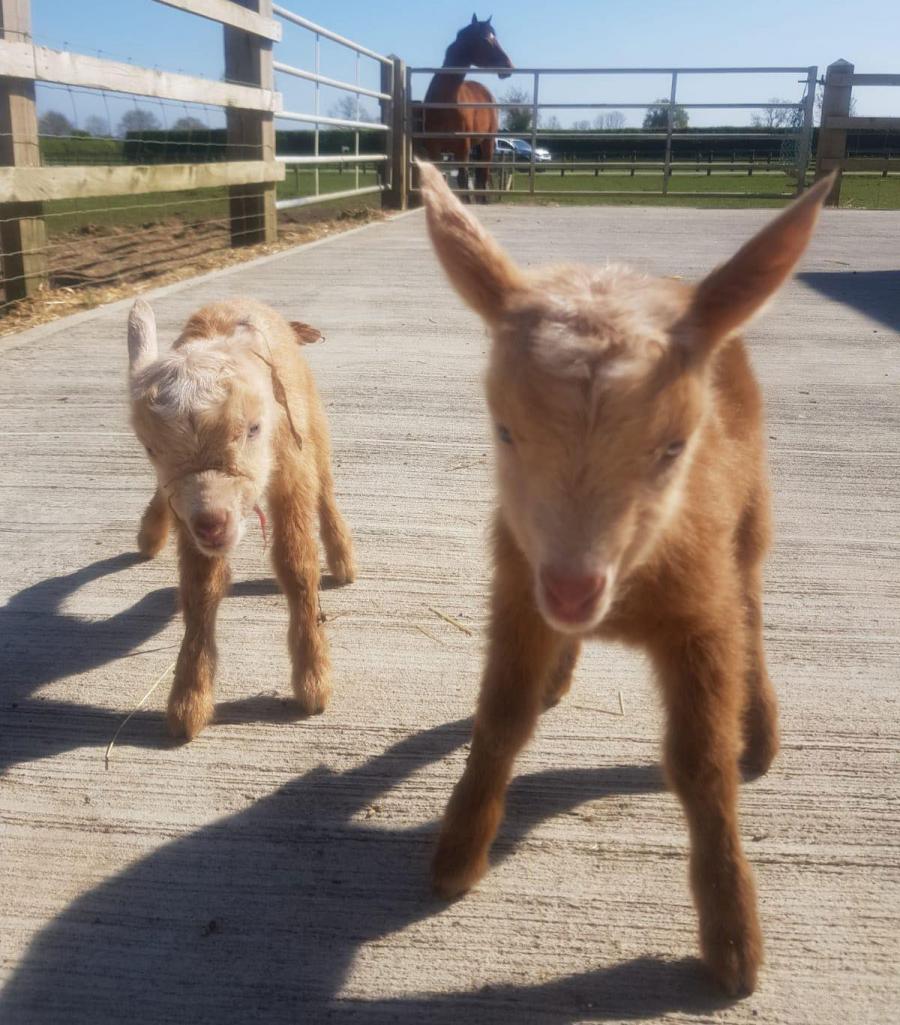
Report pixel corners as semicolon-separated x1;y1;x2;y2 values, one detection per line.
32;0;900;131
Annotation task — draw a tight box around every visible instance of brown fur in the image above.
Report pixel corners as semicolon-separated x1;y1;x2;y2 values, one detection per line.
418;160;834;996
126;297;355;740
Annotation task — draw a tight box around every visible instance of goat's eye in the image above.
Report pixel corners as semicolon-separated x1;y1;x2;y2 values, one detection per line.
663;440;685;460
247;422;261;439
496;424;513;445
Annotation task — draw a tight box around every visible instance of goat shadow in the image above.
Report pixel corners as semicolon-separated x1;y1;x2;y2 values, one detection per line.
796;269;900;334
0;552;341;773
0;717;732;1024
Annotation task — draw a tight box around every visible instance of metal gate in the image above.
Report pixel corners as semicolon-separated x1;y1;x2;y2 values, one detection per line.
406;65;818;202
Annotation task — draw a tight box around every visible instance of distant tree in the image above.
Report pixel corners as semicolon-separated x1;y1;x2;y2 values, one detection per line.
593;111;626;130
117;108;162;136
540;114;562;130
643;100;689;130
84;114;110;137
751;98;804;130
329;95;376;123
814;86;857;126
500;86;533;133
38;110;74;136
571;119;592;131
172;116;207;131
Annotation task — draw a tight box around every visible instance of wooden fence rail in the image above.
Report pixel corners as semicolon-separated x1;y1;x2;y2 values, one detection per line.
0;0;404;302
815;60;900;205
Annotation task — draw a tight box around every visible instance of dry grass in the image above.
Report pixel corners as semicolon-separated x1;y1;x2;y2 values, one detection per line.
0;207;386;338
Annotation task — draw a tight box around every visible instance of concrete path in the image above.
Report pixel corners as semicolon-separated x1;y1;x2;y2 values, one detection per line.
0;204;898;1024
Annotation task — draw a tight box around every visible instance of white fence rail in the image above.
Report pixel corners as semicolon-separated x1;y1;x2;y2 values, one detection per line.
272;2;398;211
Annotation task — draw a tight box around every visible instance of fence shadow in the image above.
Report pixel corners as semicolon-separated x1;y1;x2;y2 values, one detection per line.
0;719;733;1024
0;552;316;773
796;270;900;333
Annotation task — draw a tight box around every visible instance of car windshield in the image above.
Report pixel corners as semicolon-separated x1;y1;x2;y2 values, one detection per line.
511;139;533;155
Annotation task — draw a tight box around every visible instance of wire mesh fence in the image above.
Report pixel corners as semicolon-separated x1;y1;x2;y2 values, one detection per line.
0;0;393;322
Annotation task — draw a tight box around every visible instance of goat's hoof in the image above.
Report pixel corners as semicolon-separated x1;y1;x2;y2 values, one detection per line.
740;731;779;781
292;669;331;716
166;689;213;740
432;841;487;900
704;938;760;997
137;527;167;559
328;555;356;586
701;905;762;997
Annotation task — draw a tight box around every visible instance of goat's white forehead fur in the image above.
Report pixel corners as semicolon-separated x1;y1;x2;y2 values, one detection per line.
131;337;242;418
508;263;674;382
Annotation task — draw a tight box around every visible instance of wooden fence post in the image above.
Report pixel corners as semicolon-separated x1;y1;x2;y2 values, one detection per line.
0;0;47;301
224;0;276;245
815;58;854;206
381;54;407;210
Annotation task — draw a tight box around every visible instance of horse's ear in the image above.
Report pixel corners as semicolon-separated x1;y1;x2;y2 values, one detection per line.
487;14;493;22
471;13;478;24
417;160;524;323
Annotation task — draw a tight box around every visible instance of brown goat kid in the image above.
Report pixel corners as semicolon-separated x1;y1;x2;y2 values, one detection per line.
127;298;355;739
419;160;834;996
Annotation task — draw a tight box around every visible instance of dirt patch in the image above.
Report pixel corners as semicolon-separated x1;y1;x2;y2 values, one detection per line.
0;205;386;337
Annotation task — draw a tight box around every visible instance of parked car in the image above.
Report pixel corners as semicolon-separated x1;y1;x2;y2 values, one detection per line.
495;138;552;166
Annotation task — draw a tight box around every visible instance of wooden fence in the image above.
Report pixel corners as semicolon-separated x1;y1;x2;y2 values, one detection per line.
0;0;405;302
0;2;897;305
815;59;900;205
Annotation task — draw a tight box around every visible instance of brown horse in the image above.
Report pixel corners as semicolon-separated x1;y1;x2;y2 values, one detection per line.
421;15;513;198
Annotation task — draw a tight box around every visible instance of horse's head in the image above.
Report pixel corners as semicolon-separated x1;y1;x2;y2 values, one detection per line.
455;15;513;78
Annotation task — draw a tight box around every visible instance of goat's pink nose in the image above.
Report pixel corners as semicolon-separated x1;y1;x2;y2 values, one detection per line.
540;568;606;621
193;510;229;546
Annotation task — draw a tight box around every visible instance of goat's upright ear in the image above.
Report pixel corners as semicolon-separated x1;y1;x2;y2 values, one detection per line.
417;159;524;323
688;173;834;352
127;299;159;375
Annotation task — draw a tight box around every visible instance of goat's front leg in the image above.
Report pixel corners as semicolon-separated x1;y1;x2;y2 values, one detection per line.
652;624;762;996
167;528;231;739
433;525;569;898
138;487;170;558
269;469;331;715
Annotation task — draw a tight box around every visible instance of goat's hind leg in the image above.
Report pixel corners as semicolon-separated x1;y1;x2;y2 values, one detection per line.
542;639;581;710
270;470;331;715
317;457;356;585
736;498;779;778
138;487;170;558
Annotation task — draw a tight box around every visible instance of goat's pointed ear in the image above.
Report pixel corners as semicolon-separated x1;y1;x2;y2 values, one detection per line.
417;159;524;322
127;299;158;375
689;173;834;350
290;321;324;345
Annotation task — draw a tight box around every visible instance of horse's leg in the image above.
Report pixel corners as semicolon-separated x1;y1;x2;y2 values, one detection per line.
476;138;494;204
457;141;471;201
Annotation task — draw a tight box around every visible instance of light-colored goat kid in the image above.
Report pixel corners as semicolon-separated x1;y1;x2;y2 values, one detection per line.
418;159;834;996
127;298;355;739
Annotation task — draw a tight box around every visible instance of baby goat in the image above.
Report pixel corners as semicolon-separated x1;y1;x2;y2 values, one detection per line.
418;160;833;995
127;298;355;739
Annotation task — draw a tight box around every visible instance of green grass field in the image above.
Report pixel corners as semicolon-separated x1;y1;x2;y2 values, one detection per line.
39;166;899;239
492;168;900;209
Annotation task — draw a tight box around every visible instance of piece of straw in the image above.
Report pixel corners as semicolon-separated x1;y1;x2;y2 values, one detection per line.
427;606;473;636
104;660;176;770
